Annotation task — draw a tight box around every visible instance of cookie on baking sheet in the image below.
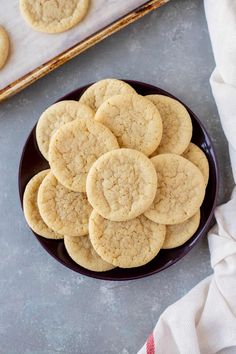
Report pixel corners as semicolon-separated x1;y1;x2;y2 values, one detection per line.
163;210;201;249
95;94;163;156
38;172;92;236
20;0;90;33
23;169;63;239
86;148;157;221
36;100;94;160
89;211;166;268
49;118;119;192
144;154;205;225
79;78;136;111
182;143;209;185
64;235;115;272
147;95;192;155
0;25;10;69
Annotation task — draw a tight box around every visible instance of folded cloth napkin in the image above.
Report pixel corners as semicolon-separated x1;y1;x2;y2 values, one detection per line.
138;1;236;353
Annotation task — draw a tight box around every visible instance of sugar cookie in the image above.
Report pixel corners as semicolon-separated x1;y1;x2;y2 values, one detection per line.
147;95;192;155
0;25;10;69
89;211;166;268
182;143;209;185
20;0;90;33
38;172;92;236
95;94;162;156
49;119;119;192
163;210;200;249
36;100;94;160
23;170;63;239
144;154;205;224
86;149;157;221
64;235;115;271
79;78;136;111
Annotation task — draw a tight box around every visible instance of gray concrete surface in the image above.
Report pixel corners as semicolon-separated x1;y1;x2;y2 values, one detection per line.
0;0;234;353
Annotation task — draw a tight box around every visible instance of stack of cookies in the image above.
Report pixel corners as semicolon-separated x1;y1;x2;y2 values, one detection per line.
23;79;209;271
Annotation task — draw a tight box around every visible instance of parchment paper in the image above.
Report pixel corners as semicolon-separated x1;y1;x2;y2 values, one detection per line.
0;0;148;90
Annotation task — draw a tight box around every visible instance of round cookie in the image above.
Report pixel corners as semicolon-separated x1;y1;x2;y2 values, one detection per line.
182;143;209;185
0;25;10;69
89;211;166;268
36;100;94;160
64;235;115;272
23;169;63;239
86;149;157;221
20;0;90;34
79;78;136;111
163;210;201;249
95;94;163;156
38;172;92;236
147;95;192;155
49;118;119;192
144;154;205;225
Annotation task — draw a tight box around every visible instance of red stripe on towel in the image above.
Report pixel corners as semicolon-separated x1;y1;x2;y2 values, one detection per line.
146;333;155;354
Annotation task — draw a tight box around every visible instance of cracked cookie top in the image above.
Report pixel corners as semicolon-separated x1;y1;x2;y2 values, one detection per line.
95;94;163;156
79;78;136;111
163;210;200;249
89;211;166;268
36;100;94;160
38;172;92;236
147;95;192;155
20;0;90;33
86;148;157;221
48;118;119;192
182;143;209;185
144;154;205;225
23;170;63;239
64;235;115;272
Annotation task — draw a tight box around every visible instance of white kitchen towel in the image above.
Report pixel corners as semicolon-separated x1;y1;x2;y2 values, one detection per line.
138;1;236;353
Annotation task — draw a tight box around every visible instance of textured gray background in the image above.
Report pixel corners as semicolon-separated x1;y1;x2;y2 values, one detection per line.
0;0;234;353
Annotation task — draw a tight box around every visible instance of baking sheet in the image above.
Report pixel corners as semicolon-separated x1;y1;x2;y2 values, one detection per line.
0;0;150;90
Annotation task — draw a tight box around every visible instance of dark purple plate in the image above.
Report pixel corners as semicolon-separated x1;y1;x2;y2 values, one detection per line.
18;80;219;280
